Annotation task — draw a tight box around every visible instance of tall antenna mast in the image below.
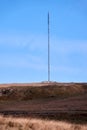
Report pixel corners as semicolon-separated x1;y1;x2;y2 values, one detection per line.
48;12;50;82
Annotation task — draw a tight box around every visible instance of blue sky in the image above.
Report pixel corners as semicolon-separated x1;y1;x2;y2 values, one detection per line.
0;0;87;83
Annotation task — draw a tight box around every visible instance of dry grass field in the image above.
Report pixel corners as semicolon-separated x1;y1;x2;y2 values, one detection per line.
0;82;87;129
0;115;87;130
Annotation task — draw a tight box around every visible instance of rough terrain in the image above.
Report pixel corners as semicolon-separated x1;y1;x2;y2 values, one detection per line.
0;82;87;122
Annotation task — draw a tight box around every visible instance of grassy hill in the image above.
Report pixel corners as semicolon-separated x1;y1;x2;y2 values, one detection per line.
0;82;87;101
0;82;87;123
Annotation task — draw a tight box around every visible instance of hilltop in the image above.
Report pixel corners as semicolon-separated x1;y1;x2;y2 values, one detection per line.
0;82;87;101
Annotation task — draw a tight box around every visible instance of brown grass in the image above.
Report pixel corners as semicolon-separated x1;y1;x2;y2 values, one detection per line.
0;82;87;101
0;82;87;127
0;115;87;130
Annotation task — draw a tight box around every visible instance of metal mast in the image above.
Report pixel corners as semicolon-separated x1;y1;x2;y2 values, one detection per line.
48;12;50;82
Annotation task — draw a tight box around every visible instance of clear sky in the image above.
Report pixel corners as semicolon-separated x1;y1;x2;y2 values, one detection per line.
0;0;87;83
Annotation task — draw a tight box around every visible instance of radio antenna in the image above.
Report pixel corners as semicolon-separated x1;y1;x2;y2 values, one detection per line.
48;12;50;82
